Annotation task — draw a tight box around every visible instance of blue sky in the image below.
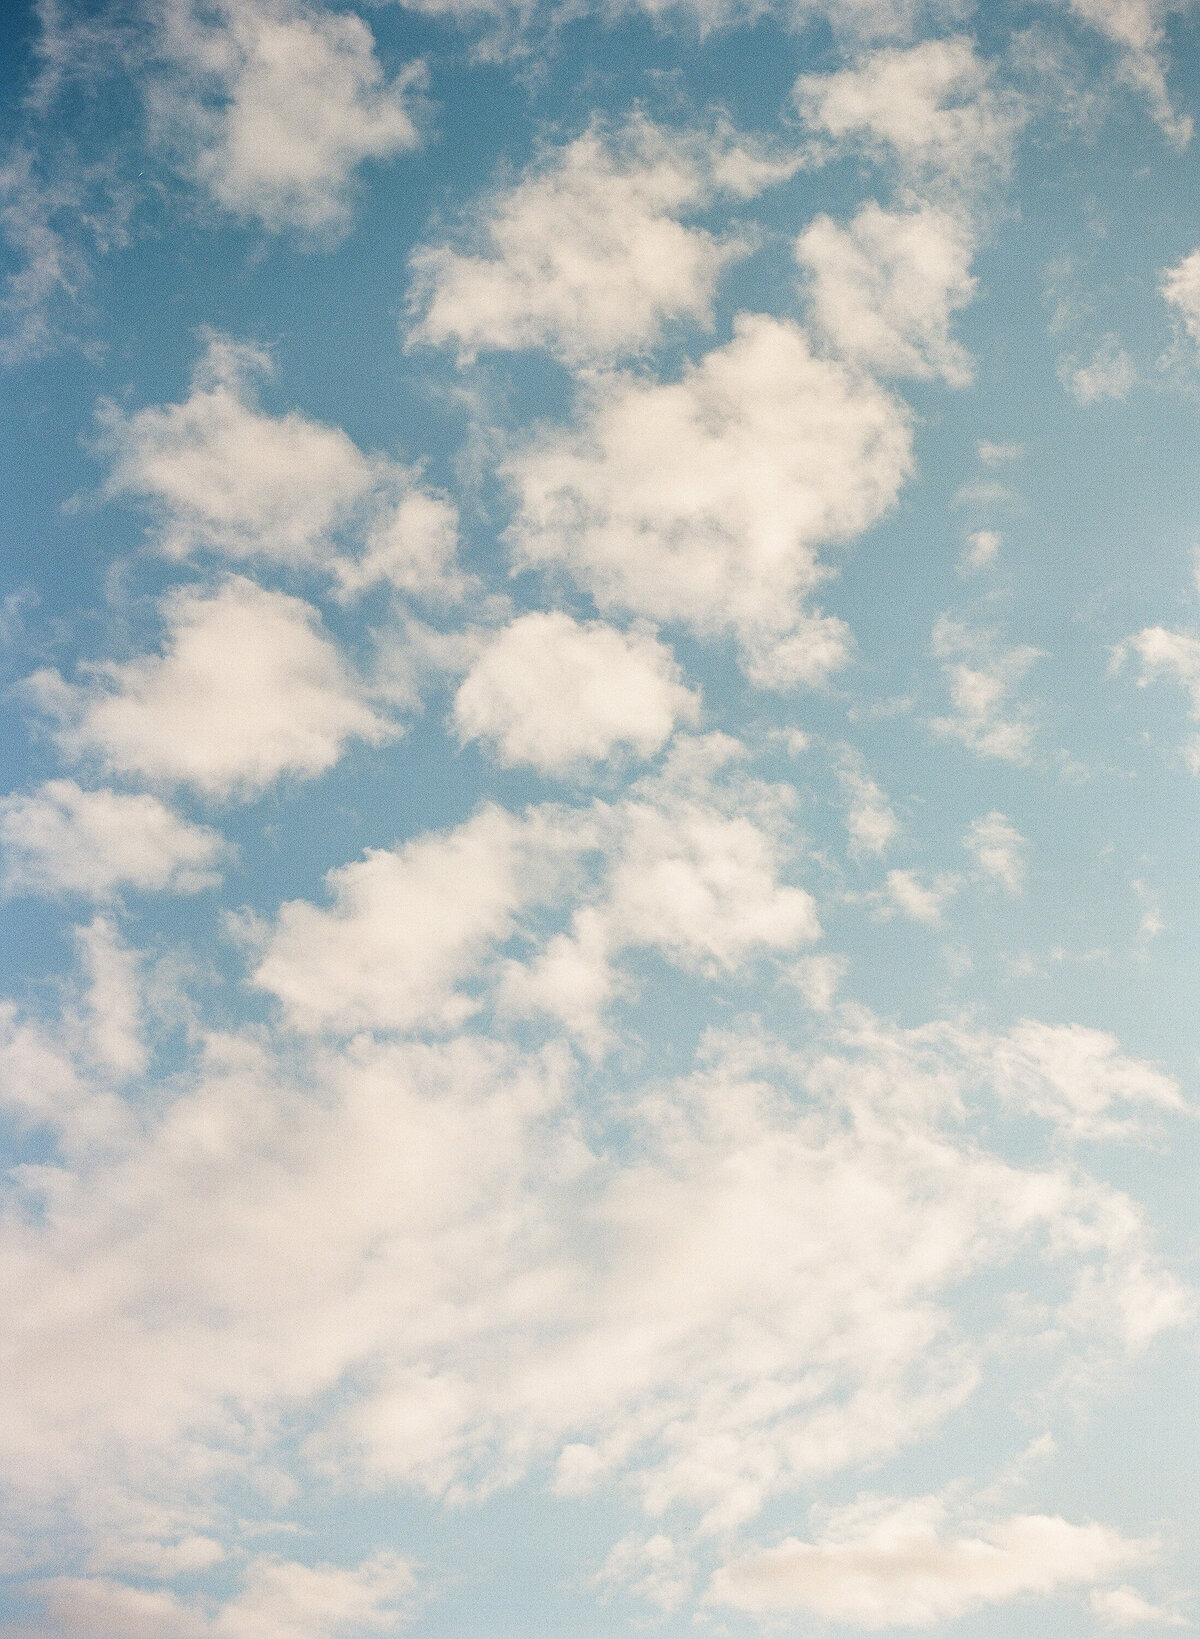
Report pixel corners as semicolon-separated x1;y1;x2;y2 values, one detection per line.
1;1;1199;1635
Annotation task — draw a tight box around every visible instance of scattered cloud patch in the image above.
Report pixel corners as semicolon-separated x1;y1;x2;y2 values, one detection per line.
506;314;912;688
930;617;1041;762
964;811;1027;892
708;1493;1154;1625
149;0;425;237
454;612;699;774
797;200;976;382
0;779;225;899
1058;333;1136;404
26;577;394;800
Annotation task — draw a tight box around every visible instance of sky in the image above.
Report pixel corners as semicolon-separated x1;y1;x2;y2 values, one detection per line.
0;0;1199;1635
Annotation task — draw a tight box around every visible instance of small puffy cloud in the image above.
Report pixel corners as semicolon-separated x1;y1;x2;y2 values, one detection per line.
992;1019;1185;1140
1120;622;1200;766
964;811;1027;892
98;334;461;596
1161;247;1200;341
878;867;955;924
408;118;791;365
835;748;898;857
27;1552;414;1639
797;200;976;382
0;779;224;898
27;577;393;800
707;1494;1153;1625
1092;1584;1188;1627
978;440;1024;465
596;1533;693;1612
1051;0;1192;146
453;612;699;773
930;617;1040;762
506;313;912;688
962;528;1001;569
253;805;578;1034
1058;333;1136;404
795;37;1024;191
149;0;424;237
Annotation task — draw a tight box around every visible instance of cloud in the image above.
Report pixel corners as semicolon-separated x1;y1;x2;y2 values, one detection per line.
98;334;462;596
708;1493;1154;1625
148;0;425;237
1058;333;1136;404
453;612;699;773
595;1533;693;1611
1161;247;1200;341
252;804;581;1033
963;811;1026;892
929;617;1041;762
257;739;816;1043
835;747;899;857
0;780;224;898
26;1552;414;1639
0;148;87;366
1051;0;1192;146
797;200;976;382
408;117;792;365
505;314;912;687
1120;622;1200;767
1092;1584;1189;1626
991;1019;1185;1141
962;528;1001;570
795;37;1024;192
26;576;394;800
877;867;956;923
0;955;1184;1570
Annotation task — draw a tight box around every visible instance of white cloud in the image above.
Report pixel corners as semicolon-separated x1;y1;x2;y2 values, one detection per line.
964;811;1026;892
595;1533;693;1611
98;334;462;596
149;0;424;237
708;1493;1153;1625
878;867;956;923
991;1020;1185;1141
1051;0;1192;146
26;577;393;800
408;118;791;365
962;527;1001;569
1058;333;1136;404
453;612;699;773
930;617;1040;762
795;37;1024;191
258;739;816;1044
0;779;224;898
505;314;912;687
1162;247;1200;341
27;1552;414;1639
1120;622;1200;767
797;200;976;382
1092;1584;1189;1626
252;804;581;1034
0;967;1184;1570
835;747;899;857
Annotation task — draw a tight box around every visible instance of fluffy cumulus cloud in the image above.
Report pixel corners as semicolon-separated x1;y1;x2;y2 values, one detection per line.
0;779;224;898
797;200;976;382
98;334;461;596
708;1493;1153;1625
0;983;1182;1577
453;612;699;773
28;1552;414;1639
408;118;791;365
148;0;425;235
506;314;912;686
25;577;393;800
836;747;899;857
1120;620;1200;767
256;739;818;1043
795;36;1024;190
1051;0;1193;145
929;617;1041;761
1161;246;1200;340
964;810;1027;891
